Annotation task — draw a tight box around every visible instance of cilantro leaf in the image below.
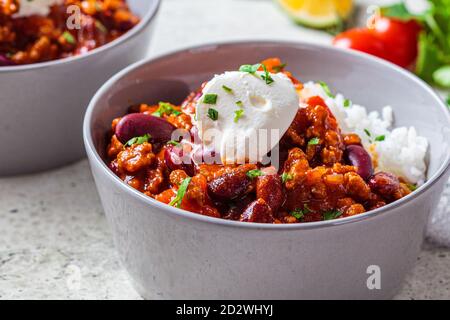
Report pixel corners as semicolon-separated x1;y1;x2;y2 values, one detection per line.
246;169;264;179
152;102;181;117
207;108;219;121
318;81;334;98
125;133;151;147
323;210;343;221
169;177;192;208
281;172;293;184
308;137;320;146
234;109;244;123
239;64;261;74
203;94;218;105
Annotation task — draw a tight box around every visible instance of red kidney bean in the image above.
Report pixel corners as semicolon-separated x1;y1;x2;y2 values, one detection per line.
207;170;252;201
256;174;284;213
240;199;275;223
115;113;176;145
368;172;400;199
0;54;15;66
164;145;195;176
345;145;373;181
223;195;254;221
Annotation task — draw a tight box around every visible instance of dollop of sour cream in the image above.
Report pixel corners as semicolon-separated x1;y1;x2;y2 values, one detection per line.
195;71;299;165
14;0;64;18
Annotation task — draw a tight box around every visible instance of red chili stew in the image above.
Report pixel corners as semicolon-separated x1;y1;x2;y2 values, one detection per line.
106;58;413;224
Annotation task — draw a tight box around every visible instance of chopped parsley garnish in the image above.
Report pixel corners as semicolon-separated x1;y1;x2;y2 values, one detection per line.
281;172;293;184
124;133;151;147
235;101;243;107
222;85;233;93
246;169;264;179
343;98;351;107
203;94;218;105
290;204;311;220
239;63;261;74
318;81;334;98
152;102;181;117
167;140;181;146
62;31;76;44
375;135;386;142
234;109;244;123
290;209;304;220
323;210;343;221
364;129;372;137
169;177;192;208
207;108;219;121
261;64;274;85
308;137;320;146
407;184;418;192
272;63;287;73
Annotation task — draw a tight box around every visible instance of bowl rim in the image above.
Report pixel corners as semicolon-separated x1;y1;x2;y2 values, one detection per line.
0;0;160;73
84;40;450;230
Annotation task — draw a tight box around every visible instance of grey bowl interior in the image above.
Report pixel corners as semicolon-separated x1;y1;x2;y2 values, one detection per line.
86;41;450;227
0;0;160;176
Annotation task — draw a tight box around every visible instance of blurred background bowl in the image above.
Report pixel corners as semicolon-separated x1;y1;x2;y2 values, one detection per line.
0;0;160;176
84;41;450;299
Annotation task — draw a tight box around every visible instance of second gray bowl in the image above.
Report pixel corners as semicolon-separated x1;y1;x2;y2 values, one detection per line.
0;0;160;176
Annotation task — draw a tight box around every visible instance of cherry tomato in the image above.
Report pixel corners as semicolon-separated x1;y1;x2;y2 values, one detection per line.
333;28;388;60
372;17;421;68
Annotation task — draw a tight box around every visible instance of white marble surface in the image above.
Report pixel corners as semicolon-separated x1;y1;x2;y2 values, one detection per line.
1;0;449;300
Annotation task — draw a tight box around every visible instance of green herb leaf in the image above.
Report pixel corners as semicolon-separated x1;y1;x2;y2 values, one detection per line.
234;109;244;123
323;210;342;221
407;183;418;192
169;177;192;208
152;102;181;117
203;94;218;105
246;169;264;179
375;135;386;142
62;31;76;44
272;63;287;73
261;64;274;85
235;101;243;107
167;140;180;146
290;204;311;220
433;65;450;87
364;129;372;137
239;63;261;74
290;209;304;220
308;137;320;146
125;133;151;147
343;98;351;107
281;172;293;184
222;85;233;93
207;108;219;121
318;81;334;98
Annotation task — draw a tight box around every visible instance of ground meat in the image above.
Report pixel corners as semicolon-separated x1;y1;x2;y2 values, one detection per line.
117;142;155;174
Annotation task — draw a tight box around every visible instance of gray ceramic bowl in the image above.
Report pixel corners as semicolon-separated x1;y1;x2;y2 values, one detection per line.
84;41;450;299
0;0;160;176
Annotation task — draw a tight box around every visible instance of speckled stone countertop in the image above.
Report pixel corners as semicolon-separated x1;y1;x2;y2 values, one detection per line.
1;0;449;300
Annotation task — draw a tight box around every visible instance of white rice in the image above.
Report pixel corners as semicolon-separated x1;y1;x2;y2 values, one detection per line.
299;82;428;185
